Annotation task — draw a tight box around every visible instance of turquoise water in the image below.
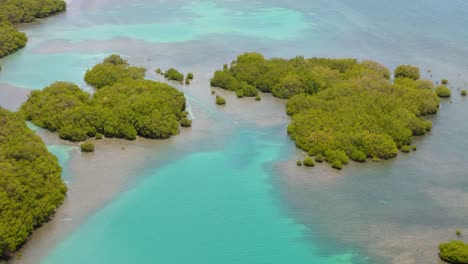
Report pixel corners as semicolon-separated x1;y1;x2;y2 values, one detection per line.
52;2;309;43
1;0;468;263
27;122;76;182
42;128;364;264
47;145;75;182
0;52;109;89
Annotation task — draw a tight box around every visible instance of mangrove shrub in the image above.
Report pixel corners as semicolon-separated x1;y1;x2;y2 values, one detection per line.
216;95;226;105
435;85;451;98
164;68;184;82
80;142;94;152
303;157;315;167
394;65;420;80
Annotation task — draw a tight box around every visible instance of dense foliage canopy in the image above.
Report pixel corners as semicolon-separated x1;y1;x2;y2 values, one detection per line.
212;53;440;169
84;55;146;88
0;0;66;24
0;107;67;257
439;241;468;264
287;76;438;164
21;60;188;142
0;0;66;58
211;53;393;99
0;22;27;58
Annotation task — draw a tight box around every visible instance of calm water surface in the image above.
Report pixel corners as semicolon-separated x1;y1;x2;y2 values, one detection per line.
1;1;467;263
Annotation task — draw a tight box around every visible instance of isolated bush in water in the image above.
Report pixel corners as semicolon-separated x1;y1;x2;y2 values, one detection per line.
435;85;451;98
216;95;226;105
303;157;315;167
164;68;184;82
80;142;95;152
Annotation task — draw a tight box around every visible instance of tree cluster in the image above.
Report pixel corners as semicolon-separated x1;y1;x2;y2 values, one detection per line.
211;53;394;99
0;22;27;58
0;107;67;257
84;55;146;89
21;55;189;142
0;0;66;58
212;53;440;169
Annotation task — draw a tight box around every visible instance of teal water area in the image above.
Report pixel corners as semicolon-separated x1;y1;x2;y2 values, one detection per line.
0;52;109;89
47;145;76;182
1;0;468;263
42;127;364;264
53;2;309;43
27;122;76;182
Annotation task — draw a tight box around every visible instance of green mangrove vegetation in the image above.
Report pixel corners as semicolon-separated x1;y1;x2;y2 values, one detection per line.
21;55;189;142
439;241;468;264
303;157;315;167
0;107;67;257
215;95;226;105
80;142;94;152
394;65;421;80
0;22;27;58
401;145;411;153
315;154;325;163
435;85;451;98
164;68;184;82
180;117;192;127
84;55;146;88
211;53;440;169
0;0;66;58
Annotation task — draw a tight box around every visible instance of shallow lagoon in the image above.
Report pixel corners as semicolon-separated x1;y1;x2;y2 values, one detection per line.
1;0;468;263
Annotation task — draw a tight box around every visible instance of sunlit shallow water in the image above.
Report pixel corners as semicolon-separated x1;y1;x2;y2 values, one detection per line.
42;127;367;264
1;0;468;263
